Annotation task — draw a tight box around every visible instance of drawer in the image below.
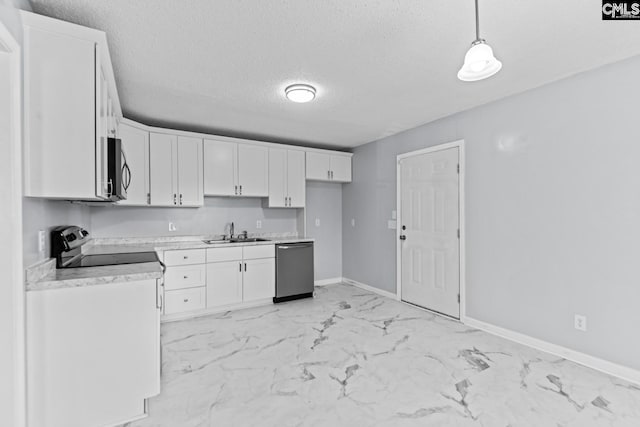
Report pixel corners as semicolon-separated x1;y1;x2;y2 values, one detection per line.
163;249;206;266
243;244;275;260
206;246;242;263
164;264;206;290
164;287;206;315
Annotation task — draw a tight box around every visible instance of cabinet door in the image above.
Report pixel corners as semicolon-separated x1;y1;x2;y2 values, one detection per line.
149;133;177;206
96;71;109;199
26;280;159;427
243;258;275;302
24;26;97;199
118;123;149;206
287;150;306;207
204;139;237;196
206;261;243;307
177;136;203;207
238;144;268;197
306;152;331;181
268;148;286;207
331;155;352;182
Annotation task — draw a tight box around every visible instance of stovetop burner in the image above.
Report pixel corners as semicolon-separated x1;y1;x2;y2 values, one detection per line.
63;252;160;268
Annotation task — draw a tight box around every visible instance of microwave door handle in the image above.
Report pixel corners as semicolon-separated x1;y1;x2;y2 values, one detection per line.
123;163;132;190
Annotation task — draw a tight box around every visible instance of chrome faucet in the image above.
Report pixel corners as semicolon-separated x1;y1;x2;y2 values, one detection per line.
229;222;235;240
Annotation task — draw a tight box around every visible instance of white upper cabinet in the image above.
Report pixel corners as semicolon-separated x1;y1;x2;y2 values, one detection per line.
118;123;150;206
22;11;121;200
204;140;237;196
149;133;203;207
177;136;204;207
204;140;268;197
149;133;177;206
306;152;352;183
268;148;305;208
238;144;269;197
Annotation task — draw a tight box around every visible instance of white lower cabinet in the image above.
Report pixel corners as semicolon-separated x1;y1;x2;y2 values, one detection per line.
26;279;160;427
206;260;243;307
243;258;276;302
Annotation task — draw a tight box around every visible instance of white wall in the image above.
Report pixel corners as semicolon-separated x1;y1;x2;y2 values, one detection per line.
343;54;640;371
306;182;342;281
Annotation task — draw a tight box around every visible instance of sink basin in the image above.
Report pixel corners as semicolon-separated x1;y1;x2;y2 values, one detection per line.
202;238;270;245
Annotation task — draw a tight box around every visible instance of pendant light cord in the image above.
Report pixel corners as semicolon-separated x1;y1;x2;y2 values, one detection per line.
475;0;480;41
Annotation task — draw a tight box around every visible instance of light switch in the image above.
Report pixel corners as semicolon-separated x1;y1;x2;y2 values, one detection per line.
388;220;397;230
391;210;397;220
351;218;355;227
315;218;321;227
38;230;46;253
256;220;262;229
168;222;177;232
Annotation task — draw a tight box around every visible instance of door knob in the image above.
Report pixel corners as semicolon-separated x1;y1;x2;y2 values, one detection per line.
399;235;407;240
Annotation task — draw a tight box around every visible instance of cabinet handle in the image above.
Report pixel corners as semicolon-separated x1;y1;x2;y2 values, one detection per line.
180;194;183;205
183;298;189;303
331;171;334;180
183;256;188;260
147;193;151;205
239;263;242;272
235;185;238;195
183;275;188;279
287;197;291;206
244;262;247;272
173;194;177;205
239;185;242;195
327;170;330;179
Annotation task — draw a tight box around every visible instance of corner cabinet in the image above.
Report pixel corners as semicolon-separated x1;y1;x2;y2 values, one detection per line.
22;11;122;200
26;279;161;427
204;139;269;197
267;148;306;208
306;152;352;182
149;133;203;207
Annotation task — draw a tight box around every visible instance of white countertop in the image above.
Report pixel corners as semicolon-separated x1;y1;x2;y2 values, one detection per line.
26;235;313;292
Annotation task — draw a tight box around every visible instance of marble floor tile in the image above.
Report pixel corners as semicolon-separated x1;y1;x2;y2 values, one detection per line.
126;284;640;427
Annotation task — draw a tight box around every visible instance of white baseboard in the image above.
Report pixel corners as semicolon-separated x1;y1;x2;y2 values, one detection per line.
342;277;399;300
464;316;640;386
315;277;343;287
162;298;273;323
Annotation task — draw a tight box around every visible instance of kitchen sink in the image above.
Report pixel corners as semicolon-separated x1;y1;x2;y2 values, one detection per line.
202;238;271;244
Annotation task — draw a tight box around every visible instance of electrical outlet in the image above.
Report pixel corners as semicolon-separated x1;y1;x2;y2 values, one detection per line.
315;218;320;227
351;218;356;227
388;220;397;230
391;210;397;220
256;220;262;229
38;230;46;253
168;222;177;232
574;314;587;332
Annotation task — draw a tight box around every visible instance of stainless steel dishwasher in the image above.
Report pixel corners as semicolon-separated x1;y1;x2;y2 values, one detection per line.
274;242;314;303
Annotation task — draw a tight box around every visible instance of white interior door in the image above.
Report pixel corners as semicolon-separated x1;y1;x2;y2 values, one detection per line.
176;136;203;207
400;146;460;318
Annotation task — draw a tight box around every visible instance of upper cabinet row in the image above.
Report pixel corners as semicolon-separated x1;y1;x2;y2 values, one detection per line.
20;11;351;205
119;121;352;208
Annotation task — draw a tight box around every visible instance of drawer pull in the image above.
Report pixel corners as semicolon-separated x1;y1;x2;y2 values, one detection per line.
183;256;188;259
183;275;188;279
183;298;189;303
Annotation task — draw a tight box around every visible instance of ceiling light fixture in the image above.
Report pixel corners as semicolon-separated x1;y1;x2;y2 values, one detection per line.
457;0;502;82
285;84;316;103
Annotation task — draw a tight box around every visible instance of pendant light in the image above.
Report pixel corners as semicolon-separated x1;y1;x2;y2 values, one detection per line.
457;0;502;82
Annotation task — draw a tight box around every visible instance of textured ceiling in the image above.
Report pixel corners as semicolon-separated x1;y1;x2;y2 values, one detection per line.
30;0;640;149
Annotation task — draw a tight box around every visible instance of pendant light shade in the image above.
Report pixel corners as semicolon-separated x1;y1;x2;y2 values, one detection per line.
458;0;502;82
457;40;502;81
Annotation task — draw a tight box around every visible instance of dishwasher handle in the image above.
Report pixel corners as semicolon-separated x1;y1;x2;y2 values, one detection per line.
277;243;313;250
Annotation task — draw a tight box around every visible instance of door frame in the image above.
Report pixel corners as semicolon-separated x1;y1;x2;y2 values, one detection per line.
0;18;26;427
396;139;466;321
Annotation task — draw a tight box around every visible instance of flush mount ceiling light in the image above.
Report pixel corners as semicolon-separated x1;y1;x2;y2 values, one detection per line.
457;0;502;82
285;84;316;103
